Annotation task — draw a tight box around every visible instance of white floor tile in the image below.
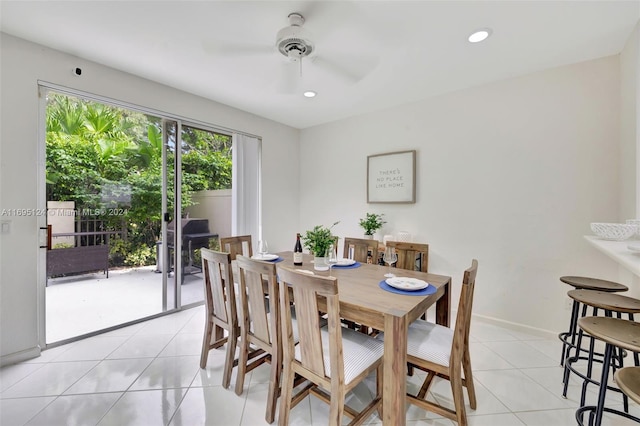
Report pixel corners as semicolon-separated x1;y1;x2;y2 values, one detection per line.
170;386;245;425
467;413;526;425
0;396;55;425
158;333;204;357
0;361;99;398
50;336;130;362
468;342;515;371
106;333;175;359
25;392;121;426
129;356;200;390
64;358;152;394
481;340;558;369
428;376;510;417
0;363;45;392
469;322;519;342
473;369;574;412
98;388;187;426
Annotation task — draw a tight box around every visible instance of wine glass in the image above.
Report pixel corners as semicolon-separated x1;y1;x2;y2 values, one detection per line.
257;239;269;258
383;247;397;278
324;244;338;277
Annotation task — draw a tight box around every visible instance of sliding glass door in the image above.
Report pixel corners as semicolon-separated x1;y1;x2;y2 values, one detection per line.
42;89;178;344
39;85;241;347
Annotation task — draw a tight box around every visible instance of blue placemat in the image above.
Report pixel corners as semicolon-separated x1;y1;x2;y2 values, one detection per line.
332;261;361;269
379;280;436;296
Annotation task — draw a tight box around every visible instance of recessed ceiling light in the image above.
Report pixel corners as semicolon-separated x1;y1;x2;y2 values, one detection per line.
303;91;317;98
468;28;492;43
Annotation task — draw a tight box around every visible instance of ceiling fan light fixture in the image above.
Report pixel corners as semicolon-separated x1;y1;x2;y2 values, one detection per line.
276;13;314;61
468;28;492;43
303;91;317;98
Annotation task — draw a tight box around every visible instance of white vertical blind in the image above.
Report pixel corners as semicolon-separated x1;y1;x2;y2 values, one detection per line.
231;133;261;247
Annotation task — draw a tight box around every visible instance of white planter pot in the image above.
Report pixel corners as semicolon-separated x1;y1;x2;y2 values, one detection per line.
363;234;373;240
314;256;328;271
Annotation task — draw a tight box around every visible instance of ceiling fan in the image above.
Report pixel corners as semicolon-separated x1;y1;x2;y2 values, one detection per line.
204;11;378;93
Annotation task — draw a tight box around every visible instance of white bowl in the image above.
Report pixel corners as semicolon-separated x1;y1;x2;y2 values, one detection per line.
590;223;637;241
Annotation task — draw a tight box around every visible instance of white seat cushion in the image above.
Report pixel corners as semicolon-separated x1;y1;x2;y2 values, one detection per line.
378;319;452;368
407;320;452;368
294;326;383;385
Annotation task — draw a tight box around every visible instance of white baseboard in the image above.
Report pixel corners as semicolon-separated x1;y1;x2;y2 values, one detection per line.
472;312;558;339
1;345;42;367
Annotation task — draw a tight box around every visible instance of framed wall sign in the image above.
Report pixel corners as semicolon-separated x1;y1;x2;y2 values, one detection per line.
367;150;416;203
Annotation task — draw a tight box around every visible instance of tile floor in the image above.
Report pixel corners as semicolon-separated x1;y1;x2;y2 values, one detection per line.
2;306;639;426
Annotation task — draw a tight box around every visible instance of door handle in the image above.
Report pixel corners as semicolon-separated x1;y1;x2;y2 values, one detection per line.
39;225;51;249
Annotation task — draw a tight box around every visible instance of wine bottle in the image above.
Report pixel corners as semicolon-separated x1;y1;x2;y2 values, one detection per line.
293;233;303;265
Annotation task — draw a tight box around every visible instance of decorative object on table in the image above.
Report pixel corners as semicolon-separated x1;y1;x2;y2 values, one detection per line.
367;150;416;203
293;232;303;266
257;239;269;258
302;221;339;271
359;212;385;239
590;223;637;241
383;246;397;278
324;243;338;277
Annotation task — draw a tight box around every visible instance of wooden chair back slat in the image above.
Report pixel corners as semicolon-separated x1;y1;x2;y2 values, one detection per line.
236;255;276;346
220;235;253;260
343;237;379;263
386;241;429;272
278;267;338;380
452;259;478;364
202;248;235;326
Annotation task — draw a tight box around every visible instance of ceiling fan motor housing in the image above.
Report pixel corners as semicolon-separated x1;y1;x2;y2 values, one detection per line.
276;13;314;62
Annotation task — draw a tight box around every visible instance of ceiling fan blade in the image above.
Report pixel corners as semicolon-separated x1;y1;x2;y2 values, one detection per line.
202;40;273;57
311;54;379;84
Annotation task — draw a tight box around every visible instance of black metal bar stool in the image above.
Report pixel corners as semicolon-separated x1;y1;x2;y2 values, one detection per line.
575;317;640;426
563;289;640;404
559;276;628;368
615;366;640;421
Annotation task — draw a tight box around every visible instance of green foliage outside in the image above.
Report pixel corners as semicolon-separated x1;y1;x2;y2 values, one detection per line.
46;93;232;267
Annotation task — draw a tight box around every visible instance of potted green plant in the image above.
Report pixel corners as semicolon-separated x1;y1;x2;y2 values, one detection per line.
302;221;339;271
359;213;386;239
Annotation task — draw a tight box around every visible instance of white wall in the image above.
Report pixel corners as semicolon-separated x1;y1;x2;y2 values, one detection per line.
0;33;300;363
621;22;639;221
299;56;621;334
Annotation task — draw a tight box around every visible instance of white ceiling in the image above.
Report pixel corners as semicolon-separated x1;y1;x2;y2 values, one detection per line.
1;1;639;129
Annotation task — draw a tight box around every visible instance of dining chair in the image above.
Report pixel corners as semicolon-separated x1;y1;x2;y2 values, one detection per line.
380;259;478;425
219;235;253;260
199;248;239;389
234;255;282;424
385;240;429;272
276;265;384;426
342;237;379;263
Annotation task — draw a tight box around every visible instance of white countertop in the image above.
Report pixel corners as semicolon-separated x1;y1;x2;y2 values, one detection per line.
584;235;640;277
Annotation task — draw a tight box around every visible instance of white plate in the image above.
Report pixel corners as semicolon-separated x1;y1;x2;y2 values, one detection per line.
628;243;640;253
386;277;429;291
335;258;356;266
252;253;279;261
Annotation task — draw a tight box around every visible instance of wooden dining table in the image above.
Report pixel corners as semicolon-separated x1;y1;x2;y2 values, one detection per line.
274;251;452;426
